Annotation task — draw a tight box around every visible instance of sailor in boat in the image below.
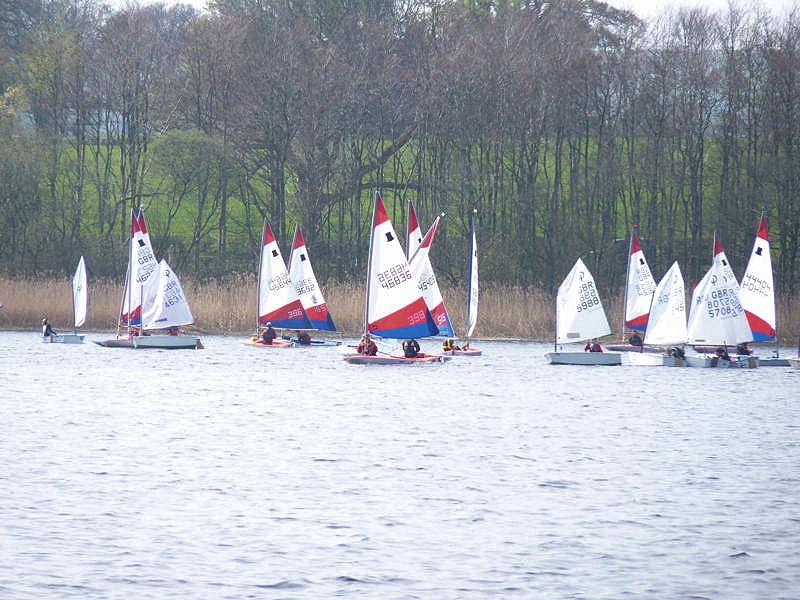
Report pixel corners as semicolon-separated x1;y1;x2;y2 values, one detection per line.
629;332;643;347
168;326;180;336
296;331;312;345
670;346;686;359
584;338;603;353
403;339;421;358
357;335;378;356
736;342;752;356
715;346;731;362
42;317;57;339
261;322;277;345
442;338;461;352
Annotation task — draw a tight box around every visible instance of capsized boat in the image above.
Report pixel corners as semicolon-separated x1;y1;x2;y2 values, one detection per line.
545;258;621;365
626;262;688;367
343;191;449;365
685;234;756;368
606;227;658;353
96;208;158;348
45;256;88;344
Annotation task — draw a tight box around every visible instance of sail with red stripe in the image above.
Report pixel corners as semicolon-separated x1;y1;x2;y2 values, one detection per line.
406;200;422;260
120;208;158;328
367;192;438;339
739;215;776;341
288;226;336;331
624;229;656;331
408;215;455;337
257;219;311;329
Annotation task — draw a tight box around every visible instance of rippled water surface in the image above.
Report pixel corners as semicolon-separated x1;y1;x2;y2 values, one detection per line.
2;332;800;599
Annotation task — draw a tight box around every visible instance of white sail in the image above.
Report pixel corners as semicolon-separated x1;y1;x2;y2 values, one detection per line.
739;216;776;341
257;220;310;329
713;232;739;289
72;256;88;329
408;215;454;337
466;210;478;338
141;260;194;329
687;257;751;345
288;226;335;331
406;200;422;260
624;231;656;331
556;258;611;344
644;261;686;346
120;209;159;327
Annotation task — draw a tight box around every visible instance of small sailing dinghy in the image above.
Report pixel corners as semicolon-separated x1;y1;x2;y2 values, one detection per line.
245;219;311;348
344;192;450;365
442;209;481;356
739;215;788;366
96;208;159;348
606;227;659;353
627;262;688;367
45;256;88;344
284;226;340;347
133;260;201;349
686;235;757;368
545;258;621;365
408;214;455;338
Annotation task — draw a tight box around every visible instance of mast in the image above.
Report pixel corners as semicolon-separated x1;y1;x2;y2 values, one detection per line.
621;225;635;342
126;209;135;337
71;261;77;335
364;191;379;338
256;217;267;333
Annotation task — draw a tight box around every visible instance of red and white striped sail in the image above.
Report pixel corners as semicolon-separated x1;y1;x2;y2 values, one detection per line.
624;230;656;331
408;215;455;337
367;193;437;339
556;258;611;344
713;232;739;289
687;248;751;345
644;262;686;346
406;200;422;260
739;216;776;341
288;226;336;331
141;260;194;329
257;220;311;330
120;208;159;327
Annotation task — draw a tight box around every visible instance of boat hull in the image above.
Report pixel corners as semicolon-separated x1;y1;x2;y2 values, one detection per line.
627;352;686;367
132;335;201;350
685;355;759;369
283;337;341;347
242;339;295;348
545;351;621;366
343;353;451;365
95;338;134;348
788;358;800;368
605;343;663;354
757;357;791;367
43;334;85;344
444;347;482;356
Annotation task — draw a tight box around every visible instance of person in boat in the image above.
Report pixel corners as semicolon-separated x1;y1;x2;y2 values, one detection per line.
261;322;277;345
357;335;378;356
42;317;57;338
629;333;643;347
670;346;686;359
736;342;752;355
584;338;603;352
715;346;731;361
297;331;312;345
168;326;180;336
403;338;421;358
442;339;461;352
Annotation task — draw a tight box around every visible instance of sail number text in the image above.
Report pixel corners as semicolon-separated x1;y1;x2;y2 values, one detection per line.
576;282;600;312
378;265;413;289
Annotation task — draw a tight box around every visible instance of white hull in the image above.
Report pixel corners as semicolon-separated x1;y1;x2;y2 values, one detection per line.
751;356;790;367
626;352;686;367
685;355;759;369
545;351;621;366
132;335;200;349
43;333;85;344
787;357;800;368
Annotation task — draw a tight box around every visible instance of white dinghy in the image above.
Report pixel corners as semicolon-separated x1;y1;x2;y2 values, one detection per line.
545;258;621;365
45;256;88;344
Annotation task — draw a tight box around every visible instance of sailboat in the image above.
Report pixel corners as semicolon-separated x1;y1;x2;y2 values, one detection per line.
739;215;788;366
285;226;340;346
45;256;88;344
133;259;201;349
627;262;688;366
408;214;455;338
96;208;159;348
344;191;450;365
442;208;481;356
545;258;620;365
685;234;757;368
607;227;658;352
245;218;311;348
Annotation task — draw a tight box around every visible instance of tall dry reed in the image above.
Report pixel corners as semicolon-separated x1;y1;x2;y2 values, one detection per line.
1;276;798;343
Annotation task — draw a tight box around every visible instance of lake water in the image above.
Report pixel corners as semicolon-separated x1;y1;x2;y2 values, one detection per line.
2;332;799;599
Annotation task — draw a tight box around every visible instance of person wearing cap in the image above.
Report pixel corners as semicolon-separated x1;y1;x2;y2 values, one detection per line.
261;322;277;345
42;317;57;338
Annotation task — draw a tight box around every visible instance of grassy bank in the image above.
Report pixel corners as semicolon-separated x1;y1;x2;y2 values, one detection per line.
1;276;797;343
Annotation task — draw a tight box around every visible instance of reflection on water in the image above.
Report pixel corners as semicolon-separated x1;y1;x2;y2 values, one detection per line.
2;332;799;598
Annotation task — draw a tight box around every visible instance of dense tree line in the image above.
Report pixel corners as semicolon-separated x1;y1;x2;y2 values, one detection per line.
1;0;799;295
